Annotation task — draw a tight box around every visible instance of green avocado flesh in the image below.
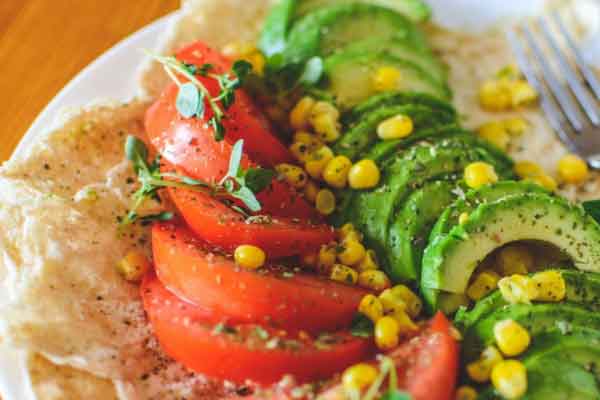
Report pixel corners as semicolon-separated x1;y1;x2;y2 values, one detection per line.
421;193;600;308
295;0;431;23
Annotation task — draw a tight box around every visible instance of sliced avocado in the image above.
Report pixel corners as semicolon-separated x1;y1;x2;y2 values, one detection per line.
463;302;600;362
429;181;551;243
323;50;450;108
343;91;457;126
283;3;429;64
295;0;431;23
346;138;514;279
258;0;296;57
386;179;461;282
478;328;600;399
454;269;600;332
421;193;600;311
332;104;456;160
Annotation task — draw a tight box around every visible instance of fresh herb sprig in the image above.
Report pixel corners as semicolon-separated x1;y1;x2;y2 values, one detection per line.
120;135;274;226
145;51;252;141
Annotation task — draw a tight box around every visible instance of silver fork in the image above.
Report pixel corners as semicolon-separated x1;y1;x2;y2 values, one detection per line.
507;11;600;168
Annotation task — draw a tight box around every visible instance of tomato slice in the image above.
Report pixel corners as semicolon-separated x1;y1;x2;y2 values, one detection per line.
318;312;459;400
167;187;334;258
141;273;375;385
153;222;368;333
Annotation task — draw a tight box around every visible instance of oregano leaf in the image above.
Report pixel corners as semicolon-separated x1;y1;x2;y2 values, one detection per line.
176;82;202;118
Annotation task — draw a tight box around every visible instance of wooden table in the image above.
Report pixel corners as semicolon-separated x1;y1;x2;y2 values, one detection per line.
0;0;179;163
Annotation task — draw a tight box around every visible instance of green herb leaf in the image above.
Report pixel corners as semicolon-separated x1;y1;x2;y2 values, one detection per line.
139;211;174;223
124;136;149;174
350;313;373;338
244;168;275;193
299;56;324;86
228;139;244;178
231;186;261;212
583;200;600;224
209;117;225;141
232;60;253;83
176;82;202;118
380;390;412;400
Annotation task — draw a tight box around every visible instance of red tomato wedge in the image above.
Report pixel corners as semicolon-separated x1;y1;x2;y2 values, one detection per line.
141;273;375;385
148;99;319;220
167;187;335;258
319;312;459;400
153;222;368;333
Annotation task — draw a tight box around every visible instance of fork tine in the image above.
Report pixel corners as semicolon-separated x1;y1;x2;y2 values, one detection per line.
521;24;584;132
538;16;600;125
552;10;600;100
506;30;580;153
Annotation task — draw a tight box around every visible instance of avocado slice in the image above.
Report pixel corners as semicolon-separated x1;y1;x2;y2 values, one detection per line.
343;91;457;126
454;270;600;333
283;3;429;64
421;193;600;311
429;181;551;244
343;138;514;279
386;179;462;282
463;302;600;362
295;0;431;23
332;104;456;160
258;0;296;57
323;50;450;108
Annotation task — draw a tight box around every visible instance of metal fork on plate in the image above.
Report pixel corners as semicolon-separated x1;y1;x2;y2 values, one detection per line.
507;11;600;168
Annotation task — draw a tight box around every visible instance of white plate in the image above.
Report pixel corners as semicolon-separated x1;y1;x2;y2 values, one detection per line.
11;12;177;161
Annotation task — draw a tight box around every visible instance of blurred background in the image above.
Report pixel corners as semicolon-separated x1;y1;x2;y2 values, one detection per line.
0;0;178;162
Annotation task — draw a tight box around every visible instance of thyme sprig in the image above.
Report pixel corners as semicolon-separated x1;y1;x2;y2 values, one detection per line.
120;135;274;226
145;51;252;141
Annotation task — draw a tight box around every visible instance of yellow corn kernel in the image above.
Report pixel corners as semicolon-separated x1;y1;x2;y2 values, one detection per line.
374;316;400;350
372;66;402;92
477;121;510;151
310;102;341;143
246;51;266;75
377;114;414;140
510;79;538;107
467;271;501;301
289;142;313;163
303;180;320;203
531;270;566;302
496;244;534;276
117;250;151;282
342;363;379;392
290;97;316;130
389;285;422;318
358;294;384;322
490;360;528;399
466;345;503;383
498;274;539;304
338;223;362;242
358;270;391;292
494;319;531;356
318;244;337;271
330;264;358;285
323;156;352;189
356;249;379;272
514;160;544;179
558;154;589;184
464;162;499;189
503;117;528;136
315;189;336;215
455;385;478;400
275;163;308;189
458;212;469;225
379;288;407;314
338;240;367;266
293;131;323;149
348;159;381;189
234;245;266;270
389;308;418;334
222;42;256;57
479;80;512;111
530;173;557;192
305;146;334;179
302;252;318;268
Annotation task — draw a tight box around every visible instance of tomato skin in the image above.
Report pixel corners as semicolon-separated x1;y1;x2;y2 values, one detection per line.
146;83;319;220
167;187;334;258
153;222;368;333
141;273;375;385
